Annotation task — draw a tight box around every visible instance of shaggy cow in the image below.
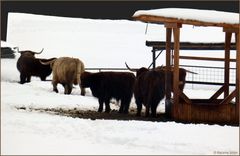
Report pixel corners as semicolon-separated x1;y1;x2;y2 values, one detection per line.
80;71;135;113
125;63;196;92
16;49;56;84
41;57;86;95
125;63;197;117
134;69;165;117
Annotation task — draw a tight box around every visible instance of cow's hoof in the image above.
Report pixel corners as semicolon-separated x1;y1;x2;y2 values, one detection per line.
98;109;103;113
105;109;111;113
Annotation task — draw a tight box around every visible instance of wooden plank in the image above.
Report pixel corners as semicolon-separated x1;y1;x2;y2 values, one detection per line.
179;91;192;104
224;32;232;98
145;41;236;50
223;27;240;33
175;56;236;62
164;22;182;28
209;85;226;102
165;27;172;117
219;90;236;105
133;15;239;29
173;26;180;119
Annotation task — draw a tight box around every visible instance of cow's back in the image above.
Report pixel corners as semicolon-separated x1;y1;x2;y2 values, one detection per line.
53;57;79;83
135;70;165;105
92;72;135;99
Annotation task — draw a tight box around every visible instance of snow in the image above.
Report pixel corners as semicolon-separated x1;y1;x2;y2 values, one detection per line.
133;8;240;25
1;40;16;48
1;13;239;155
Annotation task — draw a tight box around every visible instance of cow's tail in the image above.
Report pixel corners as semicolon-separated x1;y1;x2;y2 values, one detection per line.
77;59;86;95
76;59;85;84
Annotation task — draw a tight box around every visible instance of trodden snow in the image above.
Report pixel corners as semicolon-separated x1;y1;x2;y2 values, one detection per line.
1;12;239;155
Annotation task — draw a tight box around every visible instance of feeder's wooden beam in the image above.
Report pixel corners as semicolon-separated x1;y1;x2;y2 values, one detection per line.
146;41;236;50
179;91;192;104
165;22;182;28
133;15;240;29
209;85;226;102
223;27;240;33
219;89;236;105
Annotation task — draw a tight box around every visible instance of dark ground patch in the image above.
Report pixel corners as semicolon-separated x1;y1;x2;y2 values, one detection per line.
16;106;172;122
15;106;239;126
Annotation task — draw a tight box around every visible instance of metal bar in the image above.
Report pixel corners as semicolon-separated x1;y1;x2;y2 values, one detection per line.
152;48;156;69
180;64;236;70
175;56;236;62
148;49;164;69
85;65;236;71
185;81;236;86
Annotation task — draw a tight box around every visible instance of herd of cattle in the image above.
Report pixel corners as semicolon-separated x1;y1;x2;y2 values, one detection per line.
16;49;195;117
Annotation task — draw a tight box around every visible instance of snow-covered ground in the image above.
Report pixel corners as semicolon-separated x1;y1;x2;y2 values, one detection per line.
1;13;239;155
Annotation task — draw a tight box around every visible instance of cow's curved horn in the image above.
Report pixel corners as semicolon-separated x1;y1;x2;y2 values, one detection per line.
125;62;137;72
33;48;44;54
40;58;56;65
18;48;44;54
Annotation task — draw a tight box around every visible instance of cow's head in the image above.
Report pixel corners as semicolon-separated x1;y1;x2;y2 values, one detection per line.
125;62;149;77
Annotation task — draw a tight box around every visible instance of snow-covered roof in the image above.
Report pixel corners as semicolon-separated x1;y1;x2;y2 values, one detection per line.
1;40;16;48
133;8;239;28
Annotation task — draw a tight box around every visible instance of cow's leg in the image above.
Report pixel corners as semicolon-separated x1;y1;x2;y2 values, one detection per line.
20;73;26;84
119;98;124;113
26;75;31;83
122;97;131;114
52;81;58;93
105;98;111;113
145;104;150;117
135;98;142;116
80;85;86;96
40;76;47;81
68;84;73;94
98;98;104;112
151;103;157;118
64;84;72;94
119;104;124;113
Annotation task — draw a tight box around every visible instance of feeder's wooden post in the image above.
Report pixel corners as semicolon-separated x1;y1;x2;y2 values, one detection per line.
224;32;232;98
165;26;172;117
172;23;182;118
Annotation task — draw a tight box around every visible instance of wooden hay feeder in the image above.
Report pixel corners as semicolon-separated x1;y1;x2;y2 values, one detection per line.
133;8;239;125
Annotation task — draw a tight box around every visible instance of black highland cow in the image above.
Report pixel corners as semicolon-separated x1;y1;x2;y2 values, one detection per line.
134;69;165;117
16;49;56;84
81;71;135;113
